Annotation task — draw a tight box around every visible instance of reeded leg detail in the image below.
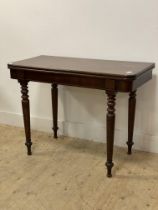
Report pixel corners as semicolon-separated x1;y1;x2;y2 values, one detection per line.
51;84;58;138
19;80;32;155
105;91;116;177
127;91;136;155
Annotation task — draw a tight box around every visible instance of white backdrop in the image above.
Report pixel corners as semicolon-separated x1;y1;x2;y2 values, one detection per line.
0;0;158;152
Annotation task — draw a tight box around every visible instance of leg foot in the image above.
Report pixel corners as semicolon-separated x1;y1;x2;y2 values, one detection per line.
25;141;32;155
127;142;134;155
105;162;114;177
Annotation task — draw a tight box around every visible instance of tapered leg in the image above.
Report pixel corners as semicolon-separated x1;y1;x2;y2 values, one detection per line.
19;80;32;155
105;90;116;177
127;91;136;154
51;84;58;138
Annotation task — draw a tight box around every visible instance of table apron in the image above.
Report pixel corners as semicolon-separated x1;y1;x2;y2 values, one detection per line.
10;69;141;92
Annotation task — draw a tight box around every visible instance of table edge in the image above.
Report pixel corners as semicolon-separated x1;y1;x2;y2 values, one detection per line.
7;63;155;80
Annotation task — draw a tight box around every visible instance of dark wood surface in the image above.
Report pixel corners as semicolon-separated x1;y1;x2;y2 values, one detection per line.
19;80;32;155
8;55;155;177
127;91;136;155
105;90;116;177
8;56;154;92
51;84;58;138
9;55;154;78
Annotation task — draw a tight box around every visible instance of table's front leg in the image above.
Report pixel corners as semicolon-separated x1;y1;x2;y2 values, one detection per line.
51;84;58;138
105;90;116;177
19;80;32;155
127;91;136;154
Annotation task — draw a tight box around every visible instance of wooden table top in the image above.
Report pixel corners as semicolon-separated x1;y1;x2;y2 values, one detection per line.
9;55;155;78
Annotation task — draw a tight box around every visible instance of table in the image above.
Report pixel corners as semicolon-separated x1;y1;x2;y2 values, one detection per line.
8;55;155;177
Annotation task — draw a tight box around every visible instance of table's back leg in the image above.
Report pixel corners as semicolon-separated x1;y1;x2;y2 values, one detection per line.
19;80;32;155
51;84;58;138
105;90;116;177
127;91;136;154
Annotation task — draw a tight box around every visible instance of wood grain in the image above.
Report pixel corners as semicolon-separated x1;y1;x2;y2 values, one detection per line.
8;55;155;78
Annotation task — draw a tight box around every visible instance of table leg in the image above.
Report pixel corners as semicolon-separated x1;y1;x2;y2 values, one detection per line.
105;90;116;177
51;84;58;138
127;91;136;154
19;80;32;155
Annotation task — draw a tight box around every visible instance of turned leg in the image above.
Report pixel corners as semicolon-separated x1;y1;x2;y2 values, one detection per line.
51;84;58;138
19;80;32;155
105;91;116;177
127;91;136;154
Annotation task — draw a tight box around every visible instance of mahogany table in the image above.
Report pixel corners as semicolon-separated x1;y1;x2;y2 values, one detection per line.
8;55;155;177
